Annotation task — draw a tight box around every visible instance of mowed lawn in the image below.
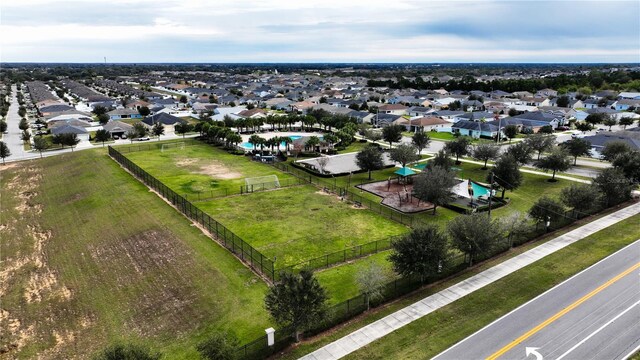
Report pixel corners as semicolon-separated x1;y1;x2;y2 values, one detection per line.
195;185;409;267
0;150;270;359
124;142;295;197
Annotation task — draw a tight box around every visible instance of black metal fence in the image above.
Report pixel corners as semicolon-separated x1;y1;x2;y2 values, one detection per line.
108;145;276;280
185;177;309;202
280;235;402;274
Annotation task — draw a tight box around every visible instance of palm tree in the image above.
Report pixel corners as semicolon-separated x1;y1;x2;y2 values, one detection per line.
306;136;320;153
248;134;263;152
281;136;293;154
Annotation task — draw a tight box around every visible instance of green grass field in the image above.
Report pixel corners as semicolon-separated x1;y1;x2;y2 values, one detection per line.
0;150;270;359
195;185;409;267
124;142;295;198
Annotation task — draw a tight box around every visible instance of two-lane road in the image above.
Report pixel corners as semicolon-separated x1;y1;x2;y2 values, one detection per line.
434;240;640;360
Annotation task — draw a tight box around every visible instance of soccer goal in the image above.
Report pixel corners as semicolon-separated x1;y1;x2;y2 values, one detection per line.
244;175;280;193
161;142;185;152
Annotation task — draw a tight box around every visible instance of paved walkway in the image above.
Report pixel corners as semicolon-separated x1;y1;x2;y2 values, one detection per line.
300;202;640;360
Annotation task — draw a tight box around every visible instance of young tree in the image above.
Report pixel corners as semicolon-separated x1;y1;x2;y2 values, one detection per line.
619;116;634;129
488;154;522;199
355;262;390;310
97;113;110;125
0;120;7;133
472;143;499;169
498;211;532;247
195;332;238;360
602;116;617;131
356;144;384;180
138;106;150;117
525;133;556;160
389;225;451;282
390;144;420;168
593;168;634;207
92;105;108;116
179;95;188;104
316;157;329;174
576;122;592;133
21;130;31;144
413;166;457;214
94;343;161;360
508;108;518;117
0;141;10;164
556;95;570;108
94;129;110;147
561;138;591;165
448;213;499;266
63;133;80;151
152;122;165;140
18;118;29;131
559;183;602;214
612;151;640;184
382;124;404;149
125;129;137;143
133;122;148;138
535;147;571;181
444;136;472;164
539;125;554;134
585;113;605;126
428;149;453;171
506;141;533;165
600;140;631;161
503;125;518;142
174;123;192;138
32;136;50;157
528;196;565;227
411;131;431;154
264;270;327;342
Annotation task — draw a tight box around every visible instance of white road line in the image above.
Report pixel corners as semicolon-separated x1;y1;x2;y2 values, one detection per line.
556;299;640;360
623;343;640;360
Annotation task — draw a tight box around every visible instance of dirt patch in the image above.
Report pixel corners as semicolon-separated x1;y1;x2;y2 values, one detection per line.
175;156;242;179
0;162;19;172
176;158;197;167
315;190;332;196
88;230;202;335
198;163;241;179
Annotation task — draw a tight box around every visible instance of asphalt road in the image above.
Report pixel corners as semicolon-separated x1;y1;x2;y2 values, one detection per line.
434;240;640;360
3;85;30;160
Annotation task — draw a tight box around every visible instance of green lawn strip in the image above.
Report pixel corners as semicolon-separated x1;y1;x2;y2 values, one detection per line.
0;150;270;359
344;213;640;359
337;141;370;154
273;206;638;359
316;251;397;305
194;185;408;267
124;142;295;197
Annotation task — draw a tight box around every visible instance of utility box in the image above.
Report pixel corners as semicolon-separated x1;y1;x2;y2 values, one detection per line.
265;327;275;346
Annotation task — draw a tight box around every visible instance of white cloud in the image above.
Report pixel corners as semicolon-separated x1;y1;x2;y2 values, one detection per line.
0;0;638;62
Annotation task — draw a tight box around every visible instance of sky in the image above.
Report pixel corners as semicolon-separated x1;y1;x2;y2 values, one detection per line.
1;0;639;63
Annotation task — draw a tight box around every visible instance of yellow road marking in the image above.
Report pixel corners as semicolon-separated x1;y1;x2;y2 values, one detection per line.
486;261;640;360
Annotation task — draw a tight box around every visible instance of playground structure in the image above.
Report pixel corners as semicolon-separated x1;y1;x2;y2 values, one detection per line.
357;178;434;213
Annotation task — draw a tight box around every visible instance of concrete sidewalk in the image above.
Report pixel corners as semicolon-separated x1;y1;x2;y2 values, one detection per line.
300;202;640;360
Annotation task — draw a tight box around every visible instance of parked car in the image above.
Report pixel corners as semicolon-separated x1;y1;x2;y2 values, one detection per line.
135;137;150;141
556;126;570;131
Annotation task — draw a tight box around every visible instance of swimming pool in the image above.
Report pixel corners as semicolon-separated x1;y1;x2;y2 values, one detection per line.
471;181;491;198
